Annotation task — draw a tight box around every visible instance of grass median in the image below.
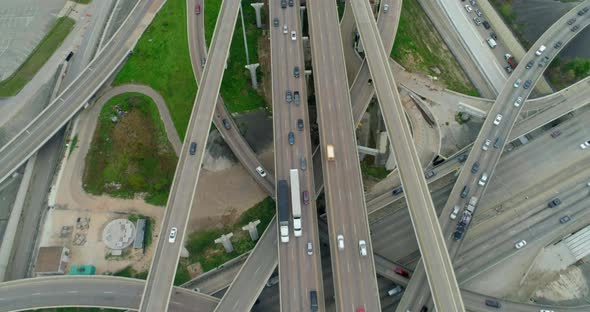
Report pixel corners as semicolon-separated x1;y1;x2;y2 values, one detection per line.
205;0;267;113
392;0;479;96
0;17;75;97
83;93;177;206
114;0;196;140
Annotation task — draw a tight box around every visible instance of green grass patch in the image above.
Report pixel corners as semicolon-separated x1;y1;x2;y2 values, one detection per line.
0;17;75;97
205;0;267;113
360;157;391;180
82;93;177;206
337;0;346;21
546;57;590;90
204;0;222;46
113;266;148;280
114;0;197;140
391;0;479;96
72;0;93;4
183;197;275;273
455;112;469;124
68;134;78;157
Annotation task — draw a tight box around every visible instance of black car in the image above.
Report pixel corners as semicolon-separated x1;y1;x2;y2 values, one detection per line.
453;230;464;241
392;187;403;196
288;131;295;145
222;119;231;130
189;142;197;155
293;91;300;105
482;21;491;29
493;137;501;149
567;18;576;25
571;25;580;32
548;198;562;208
489;32;497;40
288;0;294;7
460;185;470;199
554;41;563;49
294;66;300;78
281;0;286;8
471;161;480;173
458;154;468;163
297;118;304;131
523;79;532;89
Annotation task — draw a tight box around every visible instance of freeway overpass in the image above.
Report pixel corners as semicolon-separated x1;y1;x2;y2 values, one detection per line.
138;0;241;310
398;1;590;310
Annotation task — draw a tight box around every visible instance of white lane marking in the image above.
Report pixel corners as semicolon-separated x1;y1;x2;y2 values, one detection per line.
67;291;78;294
103;291;113;294
32;293;40;296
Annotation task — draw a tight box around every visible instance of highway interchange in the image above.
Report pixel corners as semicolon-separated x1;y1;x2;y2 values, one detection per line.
0;0;589;311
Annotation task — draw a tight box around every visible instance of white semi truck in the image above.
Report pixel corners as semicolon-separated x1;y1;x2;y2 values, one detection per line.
290;169;302;237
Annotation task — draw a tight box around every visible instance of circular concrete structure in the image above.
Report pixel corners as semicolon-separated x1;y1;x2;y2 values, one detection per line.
102;219;136;250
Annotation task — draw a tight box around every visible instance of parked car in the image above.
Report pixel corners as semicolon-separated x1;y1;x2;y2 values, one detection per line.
493;114;503;125
548;198;562;208
523;79;532;89
515;240;527;249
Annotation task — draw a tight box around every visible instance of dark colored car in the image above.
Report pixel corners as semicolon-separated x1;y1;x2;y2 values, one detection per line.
560;215;571;224
425;170;436;179
471;161;480;173
273;18;279;27
302;190;309;205
288;131;295;145
485;299;501;308
200;57;206;69
523;79;532;89
294;66;300;78
392;187;403;196
293;91;300;105
222;119;231;130
281;0;286;8
554;41;563;49
550;130;561;138
453;230;464;241
286;90;292;103
297;118;304;131
482;21;491;29
525;60;534;69
548;198;562;208
288;0;294;7
394;267;410;278
460;185;470;198
571;25;580;32
458;154;468;163
489;32;497;40
567;18;576;25
189;142;197;155
493;137;501;149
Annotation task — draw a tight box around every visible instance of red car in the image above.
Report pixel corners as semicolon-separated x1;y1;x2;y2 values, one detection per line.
194;4;201;14
394;267;410;278
356;308;365;312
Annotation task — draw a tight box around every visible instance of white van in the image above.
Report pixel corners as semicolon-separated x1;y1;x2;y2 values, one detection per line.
487;38;497;48
535;45;546;56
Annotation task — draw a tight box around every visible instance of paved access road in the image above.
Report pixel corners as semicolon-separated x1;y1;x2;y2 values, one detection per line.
268;1;325;311
399;1;590;310
307;0;381;310
350;0;464;310
138;1;241;311
0;0;166;184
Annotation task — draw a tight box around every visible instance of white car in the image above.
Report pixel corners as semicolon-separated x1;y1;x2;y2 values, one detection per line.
482;139;491;151
464;4;472;12
540;310;555;312
383;4;389;13
450;205;460;220
359;240;367;256
514;96;523;107
168;227;178;243
513;79;522;88
337;235;344;250
515;239;527;249
478;173;488;186
307;241;313;256
290;30;297;41
580;140;590;149
256;166;267;177
493;114;503;125
283;24;287;34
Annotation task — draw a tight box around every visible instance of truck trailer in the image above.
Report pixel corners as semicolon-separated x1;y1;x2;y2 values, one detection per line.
278;180;290;243
290;169;302;237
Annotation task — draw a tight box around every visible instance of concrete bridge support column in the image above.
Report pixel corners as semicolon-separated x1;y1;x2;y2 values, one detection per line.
245;63;259;88
215;233;234;253
251;3;264;28
242;220;261;241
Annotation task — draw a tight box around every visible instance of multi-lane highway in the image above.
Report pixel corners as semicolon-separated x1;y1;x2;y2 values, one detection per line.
0;0;167;184
399;1;590;310
138;0;241;311
268;1;325;311
307;0;381;310
350;0;465;310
